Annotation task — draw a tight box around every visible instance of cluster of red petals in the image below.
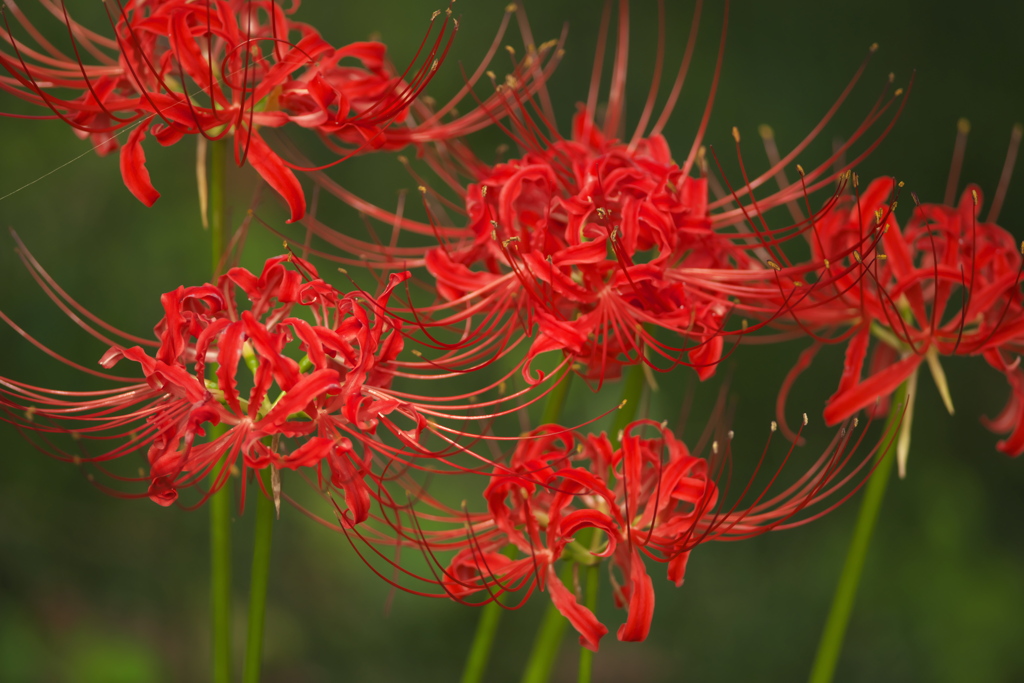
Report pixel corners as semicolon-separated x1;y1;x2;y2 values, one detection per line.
426;417;876;650
763;177;1024;454
0;0;456;221
1;254;426;515
423;111;739;384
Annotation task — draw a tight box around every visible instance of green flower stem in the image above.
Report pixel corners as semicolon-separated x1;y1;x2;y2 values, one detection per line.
460;597;504;683
207;138;233;683
460;371;576;683
610;361;646;445
541;368;575;425
577;564;600;683
520;563;575;683
209;139;227;277
807;382;909;683
243;472;275;683
519;362;647;683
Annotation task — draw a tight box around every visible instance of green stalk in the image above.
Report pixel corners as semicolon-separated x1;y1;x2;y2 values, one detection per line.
519;563;575;683
610;361;646;445
207;138;233;683
519;361;647;683
459;597;504;683
460;371;575;683
209;139;227;277
541;369;574;425
243;472;275;683
807;382;909;683
576;564;599;683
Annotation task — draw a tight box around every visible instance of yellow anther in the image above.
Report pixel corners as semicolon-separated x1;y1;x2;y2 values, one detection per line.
853;172;860;188
870;42;879;52
824;258;831;269
73;455;82;465
957;117;971;134
802;412;809;426
878;254;888;261
731;126;741;143
898;180;905;188
481;186;488;197
971;189;978;206
418;185;427;194
758;124;774;140
505;2;517;11
796;164;805;176
767;259;781;271
770;420;778;433
894;88;904;96
853;250;862;263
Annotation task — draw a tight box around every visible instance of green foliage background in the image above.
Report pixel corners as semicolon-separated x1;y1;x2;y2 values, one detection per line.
1;1;1023;681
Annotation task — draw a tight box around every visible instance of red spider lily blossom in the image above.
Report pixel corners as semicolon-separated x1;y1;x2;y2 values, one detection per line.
420;108;733;385
322;416;888;650
289;0;908;388
0;249;437;515
0;0;458;221
770;172;1024;461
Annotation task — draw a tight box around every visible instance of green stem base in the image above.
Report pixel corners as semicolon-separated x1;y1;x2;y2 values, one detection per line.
807;383;908;683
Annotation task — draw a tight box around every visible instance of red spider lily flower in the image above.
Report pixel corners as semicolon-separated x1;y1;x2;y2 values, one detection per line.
0;0;457;221
420;108;733;384
291;0;907;388
0;248;434;514
770;170;1024;464
328;416;887;649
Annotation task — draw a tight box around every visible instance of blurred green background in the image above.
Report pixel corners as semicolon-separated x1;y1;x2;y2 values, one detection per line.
2;1;1023;681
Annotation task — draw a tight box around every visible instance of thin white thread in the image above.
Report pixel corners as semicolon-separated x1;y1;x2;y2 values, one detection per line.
0;24;278;203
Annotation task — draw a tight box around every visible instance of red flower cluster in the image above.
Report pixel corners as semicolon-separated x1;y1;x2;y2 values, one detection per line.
422;110;734;384
293;3;907;392
763;175;1024;460
1;0;456;221
1;252;425;516
5;0;1021;665
348;417;883;650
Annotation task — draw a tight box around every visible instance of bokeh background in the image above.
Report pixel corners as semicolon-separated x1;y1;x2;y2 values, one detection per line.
2;1;1023;681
